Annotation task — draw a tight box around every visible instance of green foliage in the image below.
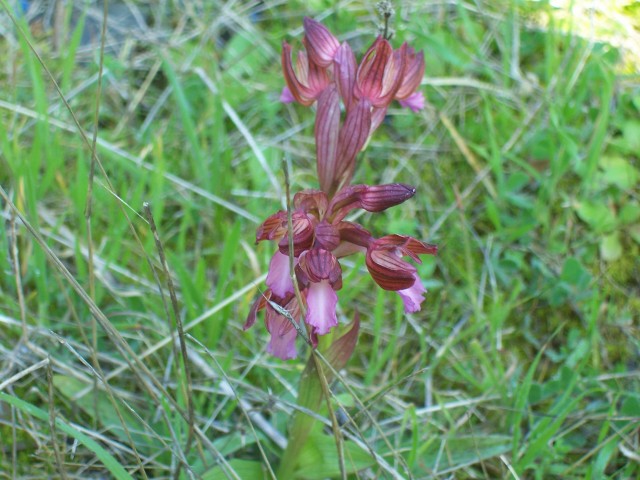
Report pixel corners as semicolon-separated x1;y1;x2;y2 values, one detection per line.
0;0;638;478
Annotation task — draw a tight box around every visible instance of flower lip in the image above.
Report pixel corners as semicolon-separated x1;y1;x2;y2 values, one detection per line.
266;251;296;298
398;92;425;112
397;272;427;313
265;294;301;360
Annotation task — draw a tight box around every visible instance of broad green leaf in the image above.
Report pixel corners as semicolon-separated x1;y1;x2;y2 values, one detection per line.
202;459;269;480
420;435;511;472
295;431;376;479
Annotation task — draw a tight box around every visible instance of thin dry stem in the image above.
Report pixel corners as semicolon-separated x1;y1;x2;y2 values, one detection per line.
143;202;198;473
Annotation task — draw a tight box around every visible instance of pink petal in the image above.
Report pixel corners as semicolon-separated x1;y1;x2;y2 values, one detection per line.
265;309;298;360
397;274;426;313
297;249;342;286
282;42;314;106
256;211;287;242
370;106;388;134
314;221;340;251
244;291;269;330
315;85;341;193
293;189;329;217
305;280;338;335
366;246;417;290
335;98;372;188
280;86;296;103
266;251;295;298
334;42;357;110
333;221;372;258
355;37;392;104
398;91;425;112
303;17;340;68
395;48;425;100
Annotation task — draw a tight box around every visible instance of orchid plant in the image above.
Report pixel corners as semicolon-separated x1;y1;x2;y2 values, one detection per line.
244;11;437;478
245;16;437;360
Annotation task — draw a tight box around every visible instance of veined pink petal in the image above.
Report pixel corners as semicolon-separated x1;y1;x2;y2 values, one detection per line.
277;212;315;256
333;221;372;258
280;86;296;103
256;211;287;243
334;42;357;110
398;91;424;112
314;221;340;250
282;42;315;106
266;251;295;298
296;248;342;287
360;183;416;211
327;183;415;222
315;85;341;193
327;185;367;223
370;106;388;134
303;17;340;68
366;247;417;290
335;97;372;190
293;189;328;218
355;38;406;108
355;37;393;104
395;48;425;100
305;280;339;335
265;306;298;360
397;273;426;313
378;42;407;106
365;235;437;291
282;43;329;106
307;57;330;96
244;290;269;330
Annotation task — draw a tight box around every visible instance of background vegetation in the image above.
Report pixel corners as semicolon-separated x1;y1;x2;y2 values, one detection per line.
0;0;638;478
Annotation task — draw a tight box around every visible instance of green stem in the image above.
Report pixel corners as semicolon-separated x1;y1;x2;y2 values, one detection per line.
277;383;318;479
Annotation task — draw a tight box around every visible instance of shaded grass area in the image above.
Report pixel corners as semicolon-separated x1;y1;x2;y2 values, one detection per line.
1;0;639;478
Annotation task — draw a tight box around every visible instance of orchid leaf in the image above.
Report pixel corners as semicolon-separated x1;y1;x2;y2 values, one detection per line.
295;430;375;479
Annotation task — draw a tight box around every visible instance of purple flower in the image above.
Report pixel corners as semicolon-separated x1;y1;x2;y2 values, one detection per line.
245;18;437;359
246;184;436;358
244;291;302;360
398;92;425;112
296;248;342;335
365;235;437;312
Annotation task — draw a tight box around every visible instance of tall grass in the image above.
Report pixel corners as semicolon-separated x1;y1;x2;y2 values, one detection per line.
1;1;638;478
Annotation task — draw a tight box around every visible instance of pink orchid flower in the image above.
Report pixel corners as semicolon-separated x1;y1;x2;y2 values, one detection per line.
246;18;436;359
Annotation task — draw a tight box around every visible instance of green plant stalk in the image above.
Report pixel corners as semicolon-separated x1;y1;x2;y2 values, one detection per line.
277;324;358;479
277;355;325;479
